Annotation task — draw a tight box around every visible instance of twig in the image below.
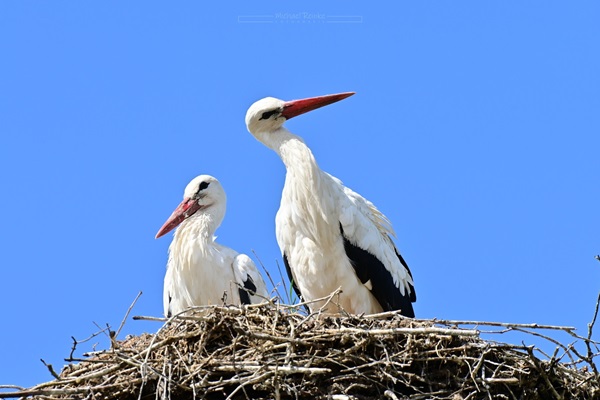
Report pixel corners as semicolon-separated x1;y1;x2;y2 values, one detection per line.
433;318;576;332
327;326;479;337
587;292;600;342
0;386;25;391
481;377;520;384
274;258;290;304
584;291;600;376
287;290;344;312
0;387;94;398
92;321;113;339
252;249;283;302
384;389;400;400
66;326;110;362
512;327;573;360
133;315;167;322
362;309;412;319
40;359;60;380
224;371;273;400
213;364;331;374
115;291;142;340
525;346;561;400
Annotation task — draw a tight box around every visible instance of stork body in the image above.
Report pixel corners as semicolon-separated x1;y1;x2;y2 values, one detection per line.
246;93;416;316
156;175;268;317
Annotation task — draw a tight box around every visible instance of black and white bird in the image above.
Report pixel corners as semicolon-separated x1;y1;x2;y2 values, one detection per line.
156;175;268;317
245;93;416;316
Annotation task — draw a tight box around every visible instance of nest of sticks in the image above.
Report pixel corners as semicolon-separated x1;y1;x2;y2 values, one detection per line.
2;293;600;400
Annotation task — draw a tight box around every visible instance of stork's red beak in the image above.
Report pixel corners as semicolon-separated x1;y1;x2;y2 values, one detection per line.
155;198;201;239
281;92;355;120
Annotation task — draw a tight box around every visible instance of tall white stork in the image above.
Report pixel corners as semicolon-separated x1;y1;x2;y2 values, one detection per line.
245;93;416;317
156;174;268;317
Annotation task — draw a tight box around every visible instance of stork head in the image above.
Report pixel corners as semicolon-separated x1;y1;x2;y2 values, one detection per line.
155;175;226;239
245;92;355;145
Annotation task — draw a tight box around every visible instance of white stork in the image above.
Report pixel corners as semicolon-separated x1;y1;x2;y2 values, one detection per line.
245;93;416;317
155;174;268;317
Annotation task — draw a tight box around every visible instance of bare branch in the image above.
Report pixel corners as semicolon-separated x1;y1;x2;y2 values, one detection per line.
39;359;60;380
115;291;142;340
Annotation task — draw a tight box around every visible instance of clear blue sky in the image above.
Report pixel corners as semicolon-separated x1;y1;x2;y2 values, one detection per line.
1;1;599;388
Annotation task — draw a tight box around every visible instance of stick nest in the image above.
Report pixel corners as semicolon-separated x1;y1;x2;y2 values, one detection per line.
3;302;600;400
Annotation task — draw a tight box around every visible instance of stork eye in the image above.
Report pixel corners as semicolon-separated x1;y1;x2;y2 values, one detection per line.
198;181;210;191
259;110;279;120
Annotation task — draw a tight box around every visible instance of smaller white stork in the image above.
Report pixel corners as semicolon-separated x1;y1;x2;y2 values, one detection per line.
246;93;416;317
155;175;268;317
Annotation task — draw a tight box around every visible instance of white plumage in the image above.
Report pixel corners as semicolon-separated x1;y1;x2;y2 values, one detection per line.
156;175;268;317
245;93;416;316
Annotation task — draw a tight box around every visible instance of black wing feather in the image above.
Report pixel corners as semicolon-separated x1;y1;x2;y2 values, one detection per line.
283;253;310;312
395;248;416;302
340;224;415;317
283;253;304;302
166;294;173;318
238;275;257;305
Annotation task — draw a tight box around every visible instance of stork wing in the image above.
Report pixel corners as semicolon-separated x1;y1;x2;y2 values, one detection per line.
232;254;269;305
283;252;304;303
336;177;416;316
